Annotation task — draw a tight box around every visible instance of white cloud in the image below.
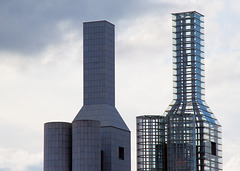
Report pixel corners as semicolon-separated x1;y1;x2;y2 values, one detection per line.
223;139;240;171
0;148;42;171
0;24;83;125
224;156;240;171
228;0;240;12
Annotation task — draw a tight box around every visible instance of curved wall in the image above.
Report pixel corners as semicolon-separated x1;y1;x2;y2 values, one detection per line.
44;122;72;171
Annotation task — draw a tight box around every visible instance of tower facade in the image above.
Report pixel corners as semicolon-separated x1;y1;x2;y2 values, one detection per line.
74;20;131;171
44;20;131;171
137;116;167;170
137;11;222;171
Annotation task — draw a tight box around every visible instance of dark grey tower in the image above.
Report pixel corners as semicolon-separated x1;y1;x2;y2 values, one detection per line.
44;20;131;171
44;122;72;171
74;21;131;171
82;21;115;106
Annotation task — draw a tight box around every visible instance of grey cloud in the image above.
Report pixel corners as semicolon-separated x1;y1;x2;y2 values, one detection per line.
26;165;42;171
0;169;11;171
0;0;173;55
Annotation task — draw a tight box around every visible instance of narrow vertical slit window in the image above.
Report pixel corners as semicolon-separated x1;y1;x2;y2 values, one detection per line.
119;147;124;160
101;150;104;171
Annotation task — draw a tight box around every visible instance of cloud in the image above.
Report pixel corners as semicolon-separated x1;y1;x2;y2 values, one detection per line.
0;148;42;171
0;169;10;171
224;156;240;171
0;0;173;55
223;139;240;171
0;29;83;126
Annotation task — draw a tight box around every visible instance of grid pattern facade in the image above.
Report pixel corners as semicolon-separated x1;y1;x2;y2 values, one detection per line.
136;11;222;171
137;116;166;171
165;11;222;171
72;120;101;171
75;20;131;171
44;20;131;171
171;11;205;102
83;21;115;106
44;122;72;171
101;127;131;171
166;114;196;170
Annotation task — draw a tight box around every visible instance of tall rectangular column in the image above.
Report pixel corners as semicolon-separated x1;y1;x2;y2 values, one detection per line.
83;21;115;106
75;20;131;171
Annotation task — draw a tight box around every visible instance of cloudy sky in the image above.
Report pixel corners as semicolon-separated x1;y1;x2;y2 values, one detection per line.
0;0;240;170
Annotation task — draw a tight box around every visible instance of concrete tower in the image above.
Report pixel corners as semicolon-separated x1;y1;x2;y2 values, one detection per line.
44;20;131;171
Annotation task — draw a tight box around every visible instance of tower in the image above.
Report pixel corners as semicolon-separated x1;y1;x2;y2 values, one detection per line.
44;20;131;171
137;11;222;171
74;20;131;171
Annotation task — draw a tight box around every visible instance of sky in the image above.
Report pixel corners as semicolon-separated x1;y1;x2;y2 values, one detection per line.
0;0;240;170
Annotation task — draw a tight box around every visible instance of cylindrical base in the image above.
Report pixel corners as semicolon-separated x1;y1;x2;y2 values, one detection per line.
72;120;101;171
44;122;72;171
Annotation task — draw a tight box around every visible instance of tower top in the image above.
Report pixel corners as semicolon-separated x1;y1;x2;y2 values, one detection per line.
83;20;114;26
172;11;204;16
74;20;129;131
171;10;205;102
83;20;115;106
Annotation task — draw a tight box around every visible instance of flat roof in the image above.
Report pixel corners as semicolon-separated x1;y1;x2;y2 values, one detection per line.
83;20;114;26
172;11;204;16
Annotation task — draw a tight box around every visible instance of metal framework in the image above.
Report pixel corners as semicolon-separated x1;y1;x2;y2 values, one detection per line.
166;11;222;171
137;11;222;171
137;116;166;171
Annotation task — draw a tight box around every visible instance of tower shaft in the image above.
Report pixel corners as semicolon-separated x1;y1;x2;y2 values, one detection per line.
136;11;222;171
83;21;115;106
75;20;131;171
172;11;205;102
165;11;222;171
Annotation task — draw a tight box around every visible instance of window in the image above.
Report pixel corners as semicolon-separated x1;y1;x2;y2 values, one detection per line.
211;142;216;156
119;147;124;160
101;151;104;171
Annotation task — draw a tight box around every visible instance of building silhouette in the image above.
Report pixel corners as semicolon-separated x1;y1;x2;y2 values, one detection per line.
137;11;222;171
44;20;131;171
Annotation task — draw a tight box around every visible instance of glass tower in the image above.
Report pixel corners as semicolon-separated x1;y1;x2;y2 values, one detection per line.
137;11;222;171
137;116;167;171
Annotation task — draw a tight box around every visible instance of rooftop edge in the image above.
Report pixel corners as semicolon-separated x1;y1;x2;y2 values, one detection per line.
172;11;204;17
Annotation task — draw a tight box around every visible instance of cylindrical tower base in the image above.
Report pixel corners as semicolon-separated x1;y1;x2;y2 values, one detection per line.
72;120;101;171
44;122;72;171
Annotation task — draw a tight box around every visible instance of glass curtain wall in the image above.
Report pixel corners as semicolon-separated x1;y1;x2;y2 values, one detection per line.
136;11;222;171
165;11;222;171
137;116;167;171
